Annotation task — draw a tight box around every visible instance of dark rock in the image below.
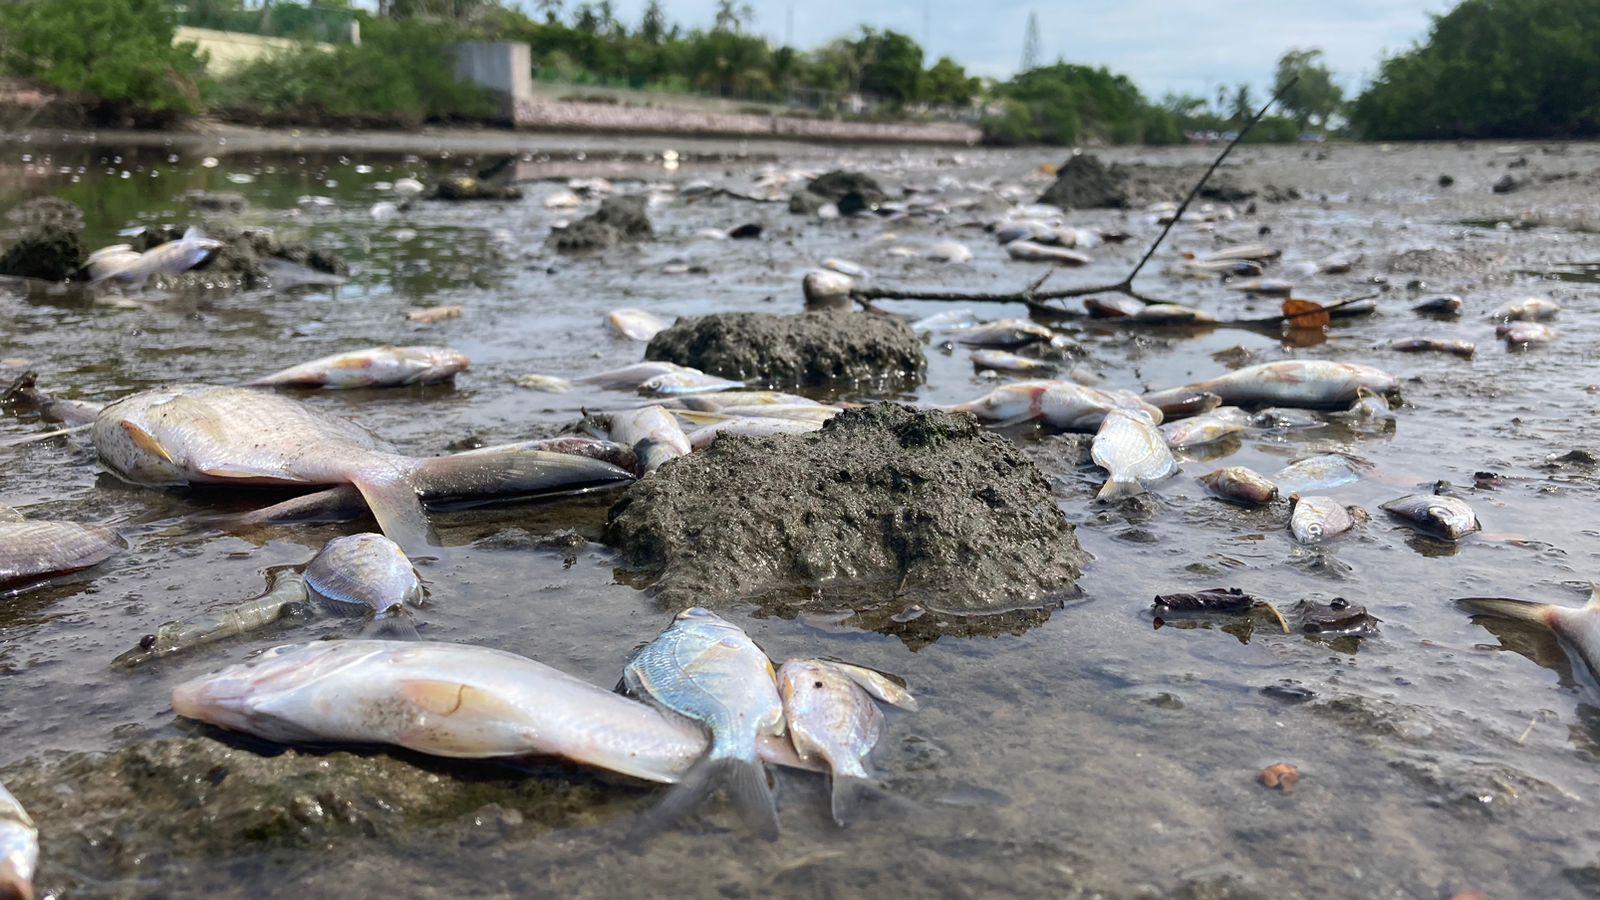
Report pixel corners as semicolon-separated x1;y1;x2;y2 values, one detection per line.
4;196;84;230
644;311;924;386
1199;175;1255;203
788;189;827;215
727;222;762;239
1438;174;1455;188
1261;184;1302;203
836;191;878;216
430;175;523;201
805;170;886;204
0;223;83;281
606;403;1087;617
1038;154;1130;210
133;223;347;288
182;190;248;213
547;195;652;253
1492;174;1520;194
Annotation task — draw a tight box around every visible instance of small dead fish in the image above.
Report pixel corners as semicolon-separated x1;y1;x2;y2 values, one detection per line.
249;346;468;389
970;349;1055;374
609;405;691;473
0;516;125;587
1317;252;1359;274
1389;338;1474;358
1498;321;1555;346
1161;406;1249;449
1132;304;1217;325
1199;466;1279;505
1227;278;1295;295
90;227;221;284
1006;240;1090;265
951;380;1161;431
1084;296;1144;318
607;308;671;342
1379;493;1480;540
663;390;822;411
1151;390;1223;419
910;309;976;332
686;416;822;449
576;361;697;390
1412;295;1463;316
1488;296;1560;321
514;374;573;393
0;782;37;900
1273;453;1367;493
822;258;868;278
1335;387;1394;422
113;569;311;667
776;659;915;825
803;270;855;307
638;370;744;396
1183;258;1264;276
956;319;1054;348
84;243;142;281
1251;407;1325;430
460;436;638;474
1093;408;1178;500
1143;361;1398;411
1288;495;1368;544
1457;587;1600;686
1206;244;1281;263
305;533;423;622
925;241;972;263
405;305;463;324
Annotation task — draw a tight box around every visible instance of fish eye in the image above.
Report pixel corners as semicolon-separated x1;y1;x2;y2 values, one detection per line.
814;681;824;689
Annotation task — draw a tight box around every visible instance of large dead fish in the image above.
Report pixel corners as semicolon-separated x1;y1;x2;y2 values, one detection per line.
248;346;468;389
92;386;633;551
89;227;222;284
0;504;125;588
950;380;1161;432
608;405;691;473
172;639;809;782
1457;587;1600;687
1092;408;1178;500
1143;361;1399;411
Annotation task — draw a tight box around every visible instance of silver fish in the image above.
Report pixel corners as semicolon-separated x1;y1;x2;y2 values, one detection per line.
909;309;977;333
1093;408;1178;500
1272;453;1366;493
1143;361;1399;411
1389;338;1474;358
775;659;916;825
802;270;855;308
607;308;671;342
1084;296;1145;318
0;517;124;587
662;390;823;412
1131;304;1217;325
1488;296;1560;321
1205;244;1281;263
1150;390;1223;419
249;346;469;389
686;416;822;450
92;386;632;552
0;782;36;900
113;569;311;667
638;370;745;396
1412;295;1463;316
623;607;785;837
1006;240;1090;265
955;320;1055;348
1227;277;1294;295
926;241;972;263
1289;495;1368;544
822;258;869;278
1379;494;1480;540
1198;466;1279;505
575;361;698;389
609;405;691;473
1457;587;1600;687
1498;321;1555;346
92;226;222;284
970;349;1056;374
84;243;142;281
459;436;639;474
1161;406;1249;448
305;533;423;629
950;380;1161;431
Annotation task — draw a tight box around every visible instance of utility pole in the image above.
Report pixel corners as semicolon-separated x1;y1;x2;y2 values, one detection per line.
1021;11;1041;72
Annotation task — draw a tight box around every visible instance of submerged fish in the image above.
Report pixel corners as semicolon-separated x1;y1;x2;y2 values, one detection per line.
970;349;1056;374
249;346;469;389
955;320;1055;349
1379;494;1480;540
1130;304;1217;325
1288;495;1368;544
1272;453;1367;493
909;309;976;333
1389;338;1474;359
306;533;423;631
1488;296;1560;321
1498;321;1555;346
1457;587;1600;686
1161;406;1249;449
114;569;311;666
607;308;671;342
609;405;691;474
623;608;785;838
1143;361;1399;411
92;386;632;551
0;512;125;587
1093;408;1178;500
90;226;222;284
0;782;36;900
1198;466;1279;505
1006;240;1090;265
775;659;917;825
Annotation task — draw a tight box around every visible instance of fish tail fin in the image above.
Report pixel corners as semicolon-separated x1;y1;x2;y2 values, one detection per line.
829;774;876;826
361;609;421;641
1096;478;1145;501
1588;584;1600;610
410;447;634;500
630;754;778;842
349;467;436;555
1454;596;1554;627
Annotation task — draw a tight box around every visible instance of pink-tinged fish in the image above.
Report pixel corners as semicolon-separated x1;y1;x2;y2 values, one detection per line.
1143;361;1398;411
776;659;916;825
249;346;468;389
1457;587;1600;687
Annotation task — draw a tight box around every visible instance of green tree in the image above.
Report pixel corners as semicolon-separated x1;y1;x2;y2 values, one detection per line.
1229;83;1253;124
855;28;923;105
923;56;976;106
640;0;666;43
0;0;206;124
1273;48;1343;129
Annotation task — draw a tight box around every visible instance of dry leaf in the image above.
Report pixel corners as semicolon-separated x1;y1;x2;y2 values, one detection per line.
1282;298;1330;328
1258;763;1300;794
406;305;464;324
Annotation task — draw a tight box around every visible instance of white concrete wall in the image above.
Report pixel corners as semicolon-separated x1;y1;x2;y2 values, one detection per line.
176;26;333;75
452;42;533;123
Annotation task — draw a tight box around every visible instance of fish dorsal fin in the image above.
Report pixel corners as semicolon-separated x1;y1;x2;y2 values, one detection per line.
824;660;919;711
182;225;206;242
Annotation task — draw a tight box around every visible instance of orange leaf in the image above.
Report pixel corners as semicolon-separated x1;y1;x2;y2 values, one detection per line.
1258;762;1300;794
1282;299;1330;328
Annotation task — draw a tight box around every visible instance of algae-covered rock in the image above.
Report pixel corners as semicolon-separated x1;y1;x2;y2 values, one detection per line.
132;223;347;288
1038;154;1130;210
548;195;652;252
644;311;924;386
806;170;886;204
0;223;83;281
431;175;523;201
606;403;1086;616
788;189;828;215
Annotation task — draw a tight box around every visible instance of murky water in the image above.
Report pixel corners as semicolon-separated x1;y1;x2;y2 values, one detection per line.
3;133;1600;898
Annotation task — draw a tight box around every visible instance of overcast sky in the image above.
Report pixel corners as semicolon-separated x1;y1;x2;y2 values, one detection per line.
595;0;1451;98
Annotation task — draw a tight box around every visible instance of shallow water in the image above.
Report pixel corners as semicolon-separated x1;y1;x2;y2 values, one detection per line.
3;134;1600;898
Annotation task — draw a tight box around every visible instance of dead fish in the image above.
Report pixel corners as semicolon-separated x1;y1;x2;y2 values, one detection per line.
992;220;1052;244
113;569;311;667
1250;407;1325;430
662;390;822;412
1288;495;1368;544
607;308;671;342
803;270;855;307
92;386;633;552
90;226;222;284
638;370;744;396
1334;387;1394;422
970;349;1056;374
955;320;1054;348
1498;321;1555;346
1143;361;1399;411
1389;338;1474;359
1379;493;1480;540
609;405;691;473
823;258;868;278
1412;295;1463;316
0;514;125;587
1131;304;1217;325
951;380;1161;431
172;639;800;783
1205;244;1281;263
249;346;469;389
305;533;424;632
1093;408;1178;500
1151;390;1223;419
1273;453;1367;493
1456;587;1600;685
910;309;976;332
1227;278;1294;296
1161;406;1249;449
1199;466;1279;505
1084;296;1145;318
405;305;463;324
686;416;823;449
575;361;697;390
1183;258;1264;277
0;782;36;900
1317;251;1359;274
1006;240;1090;265
925;241;972;263
84;243;142;281
460;436;639;474
674;404;839;426
775;659;916;825
1488;296;1560;321
623;608;785;838
514;374;573;392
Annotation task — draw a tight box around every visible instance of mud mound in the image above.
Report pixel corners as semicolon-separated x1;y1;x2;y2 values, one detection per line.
548;195;652;252
431;175;523;201
606;403;1086;616
644;311;924;386
0;223;83;281
1039;154;1130;209
134;223;347;288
